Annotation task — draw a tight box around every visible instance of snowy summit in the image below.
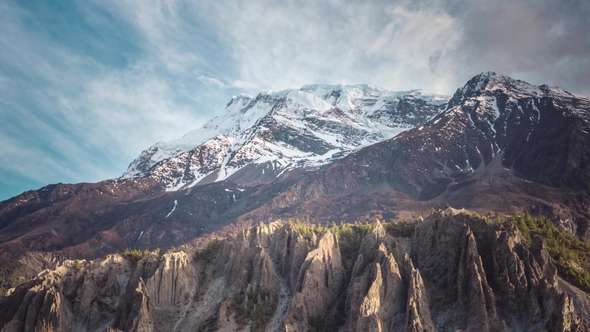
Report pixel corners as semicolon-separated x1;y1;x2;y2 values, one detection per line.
123;84;449;191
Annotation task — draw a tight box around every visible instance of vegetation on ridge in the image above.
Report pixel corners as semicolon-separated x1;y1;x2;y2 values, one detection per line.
122;248;151;262
287;211;590;294
506;211;590;292
289;217;416;272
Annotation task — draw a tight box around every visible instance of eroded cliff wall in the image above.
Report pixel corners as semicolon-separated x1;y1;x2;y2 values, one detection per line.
1;213;589;331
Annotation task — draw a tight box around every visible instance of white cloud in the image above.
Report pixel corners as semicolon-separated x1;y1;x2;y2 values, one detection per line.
229;79;258;90
198;75;258;90
198;75;225;87
443;0;590;96
0;0;214;192
72;66;205;153
187;1;464;94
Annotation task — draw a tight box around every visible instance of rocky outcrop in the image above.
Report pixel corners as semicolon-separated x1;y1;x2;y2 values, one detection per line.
410;211;590;331
345;222;435;332
285;232;345;331
1;214;589;331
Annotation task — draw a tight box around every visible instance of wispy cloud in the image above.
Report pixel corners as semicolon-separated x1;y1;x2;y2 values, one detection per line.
198;76;225;88
191;0;464;93
198;75;258;90
447;0;590;95
200;0;588;95
0;0;588;200
0;0;222;199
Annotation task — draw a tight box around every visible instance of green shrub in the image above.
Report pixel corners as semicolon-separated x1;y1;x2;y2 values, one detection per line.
231;288;277;332
332;221;372;274
291;219;328;243
122;248;147;262
509;212;590;293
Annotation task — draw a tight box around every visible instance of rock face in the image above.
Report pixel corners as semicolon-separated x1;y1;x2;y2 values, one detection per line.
345;223;435;331
2;214;588;332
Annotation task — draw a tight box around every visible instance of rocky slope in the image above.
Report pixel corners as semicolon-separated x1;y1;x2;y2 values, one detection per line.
122;85;447;190
1;212;589;332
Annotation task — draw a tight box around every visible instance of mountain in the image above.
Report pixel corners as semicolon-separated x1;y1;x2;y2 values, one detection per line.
122;85;448;190
2;213;589;331
260;72;590;232
1;72;590;290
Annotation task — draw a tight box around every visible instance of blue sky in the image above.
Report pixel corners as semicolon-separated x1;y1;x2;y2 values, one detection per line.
1;0;589;201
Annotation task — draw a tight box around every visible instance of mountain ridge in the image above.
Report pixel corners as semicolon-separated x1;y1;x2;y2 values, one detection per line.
122;84;449;191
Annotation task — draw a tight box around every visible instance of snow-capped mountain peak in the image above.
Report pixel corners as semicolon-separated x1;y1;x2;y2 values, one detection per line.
448;72;582;110
122;84;450;190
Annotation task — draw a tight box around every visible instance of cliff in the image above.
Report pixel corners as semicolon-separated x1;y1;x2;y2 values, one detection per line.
1;212;589;331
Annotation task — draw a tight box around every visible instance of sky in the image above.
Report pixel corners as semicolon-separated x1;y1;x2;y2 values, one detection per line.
0;0;589;201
